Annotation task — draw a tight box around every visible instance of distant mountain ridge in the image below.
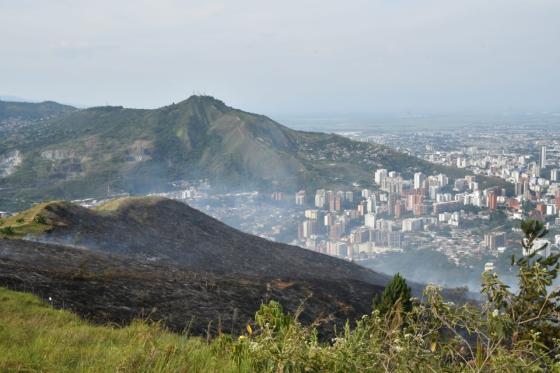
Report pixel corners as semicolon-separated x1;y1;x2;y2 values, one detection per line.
0;100;76;123
0;96;508;211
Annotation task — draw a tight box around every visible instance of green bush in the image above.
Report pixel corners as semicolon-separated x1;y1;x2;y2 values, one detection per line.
0;226;14;235
32;214;47;224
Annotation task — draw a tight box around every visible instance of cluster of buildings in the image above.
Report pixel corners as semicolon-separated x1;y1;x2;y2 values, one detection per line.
290;132;560;264
332;125;560;265
289;167;520;263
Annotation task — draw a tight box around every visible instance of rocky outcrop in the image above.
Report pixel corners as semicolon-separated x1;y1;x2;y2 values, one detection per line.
0;150;22;177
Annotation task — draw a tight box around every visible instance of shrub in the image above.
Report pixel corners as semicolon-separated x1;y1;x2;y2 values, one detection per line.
33;214;47;225
0;226;15;235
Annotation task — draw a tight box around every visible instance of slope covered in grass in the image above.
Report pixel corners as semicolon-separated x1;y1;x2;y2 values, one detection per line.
0;201;56;238
0;287;244;372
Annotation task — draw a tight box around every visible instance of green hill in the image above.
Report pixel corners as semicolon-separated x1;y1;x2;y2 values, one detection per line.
0;96;508;211
0;100;76;124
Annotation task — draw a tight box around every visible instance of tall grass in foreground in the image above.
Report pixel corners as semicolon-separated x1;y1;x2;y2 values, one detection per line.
0;288;245;372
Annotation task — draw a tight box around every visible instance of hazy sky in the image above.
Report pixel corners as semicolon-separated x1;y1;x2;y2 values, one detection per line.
1;0;559;115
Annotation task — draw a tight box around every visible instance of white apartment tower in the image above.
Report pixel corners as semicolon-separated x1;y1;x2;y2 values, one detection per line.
540;145;547;170
374;169;388;185
414;172;426;189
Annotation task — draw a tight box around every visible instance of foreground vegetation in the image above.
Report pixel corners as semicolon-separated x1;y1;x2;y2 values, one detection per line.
0;288;246;372
1;219;559;372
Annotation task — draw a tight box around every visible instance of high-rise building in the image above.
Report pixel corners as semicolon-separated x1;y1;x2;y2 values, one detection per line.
414;203;430;216
334;194;342;211
376;219;394;231
327;241;348;257
432;200;462;214
366;195;376;213
429;186;440;200
381;176;404;195
402;218;423;232
357;201;367;216
329;222;345;240
328;191;336;211
551;169;559;182
523;180;531;199
414;172;426;189
364;212;376;228
407;193;423;211
304;209;319;220
324;213;335;226
350;228;369;244
314;189;326;208
540;145;547;170
514;181;523;196
295;190;306;205
484;232;506;250
437;174;449;187
387;193;397;216
298;220;317;240
388;231;402;248
487;190;497;210
394;201;403;219
374;169;388;185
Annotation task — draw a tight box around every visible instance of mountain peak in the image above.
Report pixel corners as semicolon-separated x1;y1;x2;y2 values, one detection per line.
176;95;227;109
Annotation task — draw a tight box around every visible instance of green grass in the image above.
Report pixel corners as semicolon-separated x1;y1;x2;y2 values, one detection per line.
1;278;559;372
0;287;247;372
0;202;55;238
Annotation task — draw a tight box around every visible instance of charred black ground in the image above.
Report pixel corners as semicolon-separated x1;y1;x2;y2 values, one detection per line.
0;197;391;336
0;238;383;337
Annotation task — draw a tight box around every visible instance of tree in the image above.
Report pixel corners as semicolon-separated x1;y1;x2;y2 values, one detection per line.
482;219;560;350
373;273;412;315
